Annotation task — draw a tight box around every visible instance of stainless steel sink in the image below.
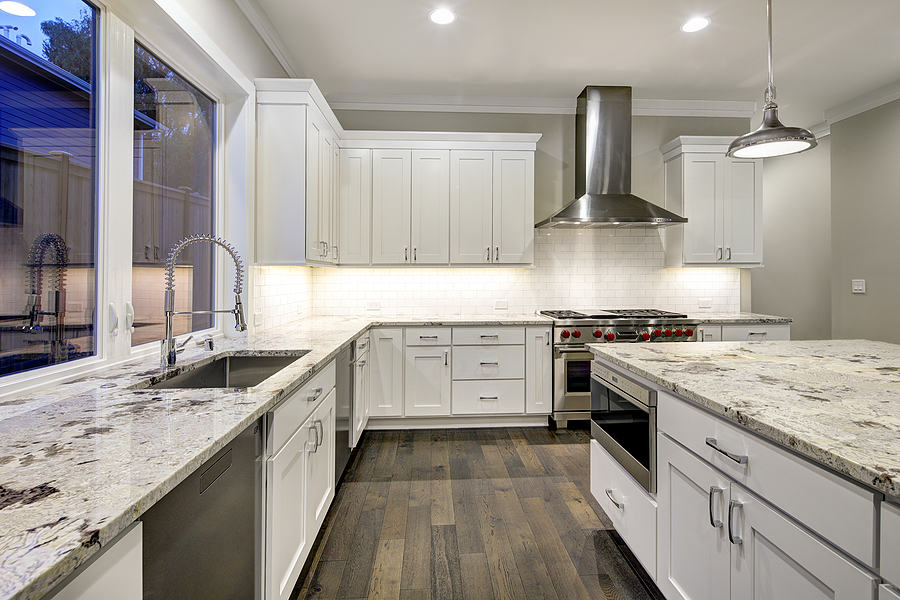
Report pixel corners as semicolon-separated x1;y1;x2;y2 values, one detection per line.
139;352;310;389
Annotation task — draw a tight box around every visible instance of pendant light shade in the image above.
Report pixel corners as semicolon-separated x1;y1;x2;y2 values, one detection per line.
726;0;817;159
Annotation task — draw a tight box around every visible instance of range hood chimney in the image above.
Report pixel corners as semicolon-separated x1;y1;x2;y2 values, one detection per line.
536;86;688;228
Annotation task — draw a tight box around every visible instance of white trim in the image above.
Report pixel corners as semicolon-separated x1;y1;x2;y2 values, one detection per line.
809;121;831;138
366;415;549;430
232;0;300;78
824;79;900;125
325;92;757;119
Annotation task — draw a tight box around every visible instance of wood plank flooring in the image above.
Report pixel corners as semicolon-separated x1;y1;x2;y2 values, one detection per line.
291;427;664;600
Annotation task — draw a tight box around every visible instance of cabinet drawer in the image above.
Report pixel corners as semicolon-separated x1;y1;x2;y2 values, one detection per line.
590;439;657;580
452;345;524;380
720;323;790;341
658;391;876;567
451;379;525;415
881;585;900;600
267;360;335;456
406;327;452;346
882;501;900;586
452;327;524;345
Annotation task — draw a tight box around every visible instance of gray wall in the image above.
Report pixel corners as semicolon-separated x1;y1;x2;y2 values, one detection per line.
830;99;900;343
750;137;832;340
333;110;748;222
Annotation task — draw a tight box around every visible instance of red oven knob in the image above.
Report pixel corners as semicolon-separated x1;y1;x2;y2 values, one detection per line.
664;329;673;337
653;329;662;338
593;330;602;338
685;328;694;337
572;330;582;338
605;332;616;341
674;328;683;337
642;332;651;341
561;330;570;338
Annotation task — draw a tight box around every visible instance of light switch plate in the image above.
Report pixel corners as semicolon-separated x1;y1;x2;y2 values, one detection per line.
366;301;381;311
253;309;263;326
494;300;508;310
698;297;713;309
852;279;866;294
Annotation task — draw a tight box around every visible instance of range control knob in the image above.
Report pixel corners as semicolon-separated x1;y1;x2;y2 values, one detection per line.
572;330;582;338
641;332;651;341
685;328;694;338
561;330;570;339
674;328;683;337
652;329;662;338
593;330;603;338
605;332;616;342
664;328;673;337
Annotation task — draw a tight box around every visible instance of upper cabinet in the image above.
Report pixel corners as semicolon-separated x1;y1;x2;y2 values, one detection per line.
662;136;763;267
255;78;540;267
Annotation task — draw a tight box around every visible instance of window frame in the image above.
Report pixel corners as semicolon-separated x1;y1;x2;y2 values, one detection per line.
0;0;254;400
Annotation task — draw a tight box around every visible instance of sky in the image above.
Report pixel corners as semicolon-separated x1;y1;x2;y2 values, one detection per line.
0;0;91;59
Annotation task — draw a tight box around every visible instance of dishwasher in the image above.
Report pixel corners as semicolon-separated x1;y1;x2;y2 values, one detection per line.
141;418;262;600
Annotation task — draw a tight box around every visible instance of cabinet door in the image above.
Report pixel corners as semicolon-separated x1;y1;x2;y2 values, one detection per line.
339;149;372;265
372;150;412;264
730;483;877;600
492;151;534;264
306;388;336;537
525;326;552;414
720;324;790;341
266;419;309;600
657;433;731;600
723;159;762;264
369;328;404;417
306;110;324;263
352;351;369;447
411;150;450;264
53;523;142;600
697;325;722;342
405;345;451;416
329;134;340;263
682;155;725;264
450;150;493;263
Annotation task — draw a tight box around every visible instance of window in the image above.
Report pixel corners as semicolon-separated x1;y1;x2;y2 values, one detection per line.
0;0;97;376
132;42;215;346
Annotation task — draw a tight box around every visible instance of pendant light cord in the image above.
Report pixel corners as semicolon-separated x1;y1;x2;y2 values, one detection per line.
765;0;777;107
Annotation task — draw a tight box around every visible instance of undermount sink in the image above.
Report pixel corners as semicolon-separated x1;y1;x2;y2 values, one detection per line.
139;352;310;389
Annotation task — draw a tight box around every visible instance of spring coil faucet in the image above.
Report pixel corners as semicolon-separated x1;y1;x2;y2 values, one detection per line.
162;234;247;367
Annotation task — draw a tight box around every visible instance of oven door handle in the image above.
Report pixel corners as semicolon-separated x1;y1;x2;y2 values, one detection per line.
555;345;588;353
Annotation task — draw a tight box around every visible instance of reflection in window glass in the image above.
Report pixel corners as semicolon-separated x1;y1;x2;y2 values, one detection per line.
0;0;97;377
132;43;215;346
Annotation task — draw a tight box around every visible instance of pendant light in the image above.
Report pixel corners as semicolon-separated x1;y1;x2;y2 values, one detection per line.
726;0;817;158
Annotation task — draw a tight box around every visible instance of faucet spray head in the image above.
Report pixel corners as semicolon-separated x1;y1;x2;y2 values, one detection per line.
234;294;247;332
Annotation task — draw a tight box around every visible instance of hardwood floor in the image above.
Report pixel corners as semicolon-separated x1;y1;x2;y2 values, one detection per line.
291;427;664;600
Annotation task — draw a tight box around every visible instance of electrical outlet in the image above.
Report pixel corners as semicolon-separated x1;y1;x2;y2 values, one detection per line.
852;279;866;294
494;300;508;310
698;297;713;309
253;309;263;326
366;301;381;311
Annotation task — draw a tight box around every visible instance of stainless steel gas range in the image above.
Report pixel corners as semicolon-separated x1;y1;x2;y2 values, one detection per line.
538;309;701;427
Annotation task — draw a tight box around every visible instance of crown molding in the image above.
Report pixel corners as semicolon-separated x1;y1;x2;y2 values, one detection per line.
325;93;756;119
232;0;301;78
824;79;900;125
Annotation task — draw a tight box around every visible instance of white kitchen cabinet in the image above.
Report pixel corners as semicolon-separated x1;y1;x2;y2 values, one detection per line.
450;150;493;263
881;585;900;600
493;151;534;264
657;432;877;600
662;137;763;267
451;379;525;415
52;523;142;600
882;501;900;586
369;328;404;417
371;150;412;264
525;326;552;414
305;388;336;536
697;325;723;342
405;344;452;416
411;150;450;264
720;323;790;341
306;108;337;265
352;334;370;447
338;149;371;265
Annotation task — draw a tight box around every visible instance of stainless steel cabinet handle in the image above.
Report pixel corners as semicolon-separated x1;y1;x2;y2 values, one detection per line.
709;486;725;529
545;330;550;346
333;245;339;261
605;488;625;510
357;360;366;368
307;387;323;403
486;246;491;262
414;247;417;261
308;423;319;453
725;246;732;261
495;246;499;261
444;350;448;366
315;419;324;446
480;334;499;339
479;396;499;400
728;500;744;545
748;331;768;339
705;437;749;465
419;335;438;339
405;247;409;261
716;247;723;261
480;361;499;366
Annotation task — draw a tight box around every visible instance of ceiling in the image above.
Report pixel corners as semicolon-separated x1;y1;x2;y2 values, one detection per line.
250;0;900;127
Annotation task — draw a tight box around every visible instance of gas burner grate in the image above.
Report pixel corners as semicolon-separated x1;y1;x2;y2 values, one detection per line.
539;310;590;319
596;309;688;319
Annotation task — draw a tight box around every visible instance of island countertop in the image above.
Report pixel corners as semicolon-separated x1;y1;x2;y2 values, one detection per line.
587;339;900;499
0;314;550;600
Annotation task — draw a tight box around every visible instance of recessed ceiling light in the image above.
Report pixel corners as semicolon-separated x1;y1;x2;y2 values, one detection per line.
681;17;710;33
0;1;36;16
429;8;456;25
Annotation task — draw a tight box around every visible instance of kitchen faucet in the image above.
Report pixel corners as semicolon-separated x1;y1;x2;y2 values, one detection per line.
23;233;69;363
162;234;247;367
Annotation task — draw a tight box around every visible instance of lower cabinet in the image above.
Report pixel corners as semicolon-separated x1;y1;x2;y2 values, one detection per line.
52;523;142;600
369;328;404;417
657;432;877;600
305;389;336;536
404;345;452;416
351;334;370;447
525;326;552;414
698;323;791;342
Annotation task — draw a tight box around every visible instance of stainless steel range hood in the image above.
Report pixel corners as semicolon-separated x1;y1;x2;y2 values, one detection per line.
536;86;687;229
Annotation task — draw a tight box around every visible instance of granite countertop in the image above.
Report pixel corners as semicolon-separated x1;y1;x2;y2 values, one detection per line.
588;340;900;498
0;314;549;600
689;311;792;324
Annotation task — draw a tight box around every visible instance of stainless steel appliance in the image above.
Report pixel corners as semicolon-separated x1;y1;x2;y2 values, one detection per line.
539;309;699;427
590;361;657;493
